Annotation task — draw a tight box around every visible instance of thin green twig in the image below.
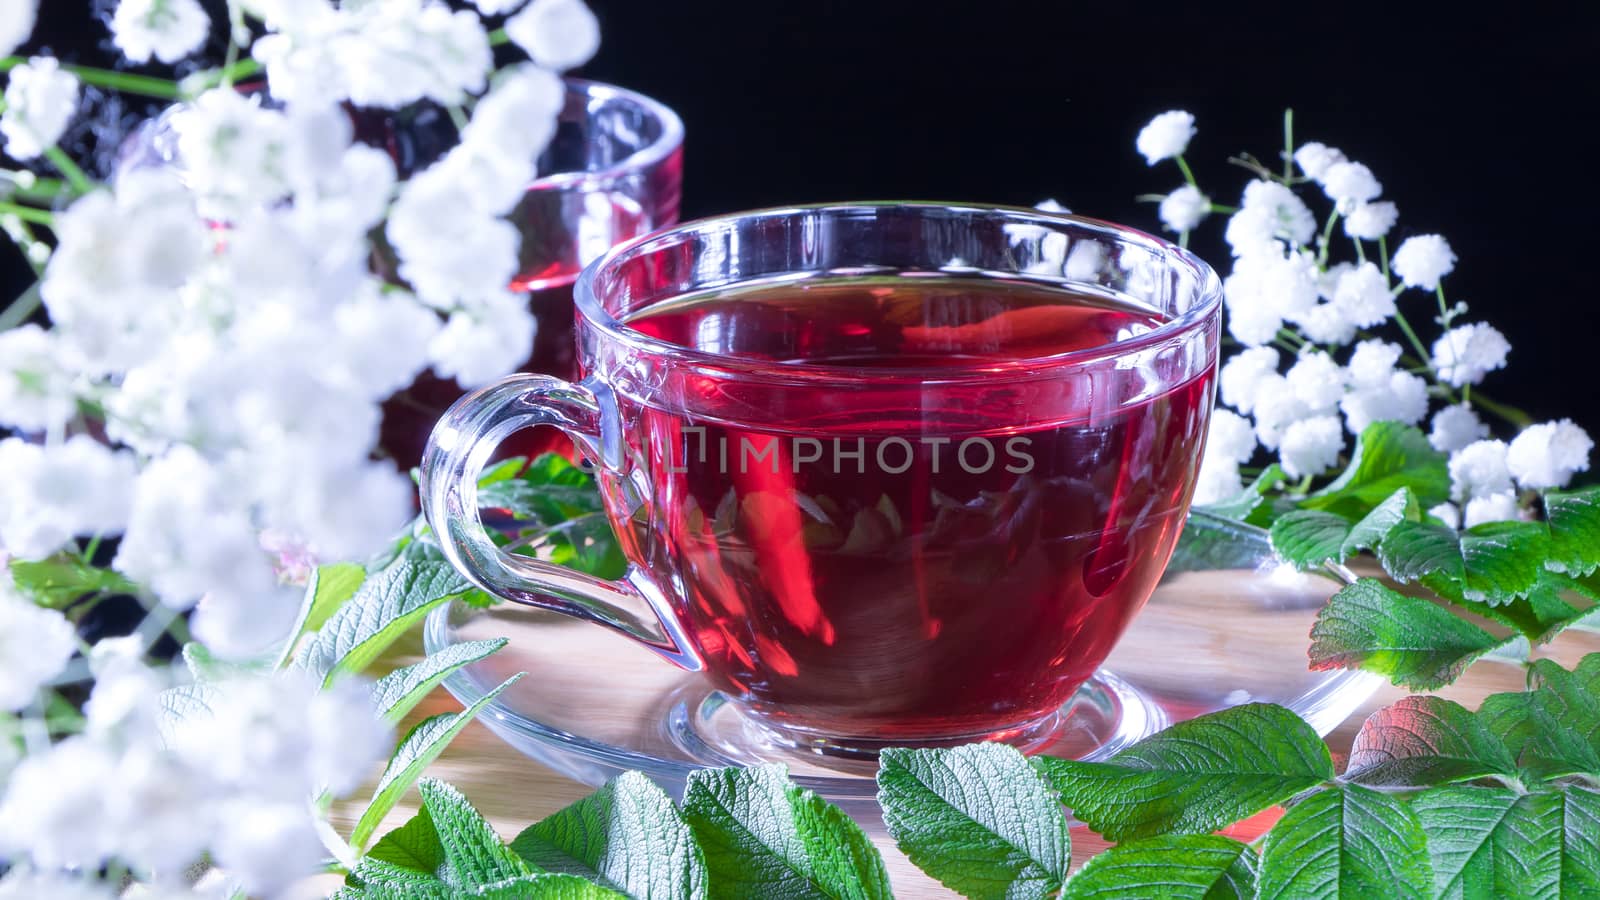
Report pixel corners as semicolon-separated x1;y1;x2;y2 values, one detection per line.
43;146;93;194
1;56;182;100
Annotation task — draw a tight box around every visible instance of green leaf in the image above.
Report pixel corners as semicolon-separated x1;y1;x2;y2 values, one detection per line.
1528;658;1600;753
368;804;448;879
1409;786;1560;899
1545;485;1600;576
351;673;524;850
1270;510;1353;569
1443;572;1587;644
344;857;457;899
1341;488;1421;558
1061;834;1256;900
154;683;223;746
1035;703;1332;842
1458;520;1551;605
1309;578;1508;689
182;642;267;681
1196;463;1286;522
470;874;627;899
1376;520;1464;584
1477;690;1600;783
294;555;474;685
418;779;530;888
370;638;508;726
877;743;1070;900
1561;786;1600;893
1302;422;1450;519
1257;784;1433;899
682;763;891;900
7;554;139;608
544;513;628;580
509;770;707;900
1344;696;1518;787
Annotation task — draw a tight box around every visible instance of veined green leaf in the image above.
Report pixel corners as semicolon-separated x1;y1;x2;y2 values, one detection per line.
1342;487;1421;558
370;638;508;726
1377;520;1464;584
1270;510;1353;569
1477;689;1600;784
1344;696;1518;787
1545;485;1600;576
1257;784;1432;899
1410;787;1560;899
418;779;529;888
1458;520;1551;605
1061;834;1256;900
8;554;139;608
294;555;474;685
1196;463;1286;523
1302;422;1450;519
1309;579;1509;689
274;562;368;668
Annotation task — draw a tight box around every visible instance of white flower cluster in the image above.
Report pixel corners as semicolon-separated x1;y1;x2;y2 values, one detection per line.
1135;112;1595;513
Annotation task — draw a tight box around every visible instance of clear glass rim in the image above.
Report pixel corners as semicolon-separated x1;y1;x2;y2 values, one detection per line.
529;77;685;193
572;201;1224;384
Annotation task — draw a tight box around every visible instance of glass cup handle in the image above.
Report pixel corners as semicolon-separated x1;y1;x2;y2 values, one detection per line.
420;374;703;671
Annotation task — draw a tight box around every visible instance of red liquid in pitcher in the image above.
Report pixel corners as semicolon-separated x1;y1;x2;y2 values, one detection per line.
618;278;1214;742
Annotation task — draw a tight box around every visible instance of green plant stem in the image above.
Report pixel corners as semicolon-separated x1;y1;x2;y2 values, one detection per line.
489;26;510;46
1;171;73;205
1435;283;1452;327
42;147;93;195
1468;388;1534;429
1352;236;1366;263
1378;235;1392;280
1390;310;1434;378
0;56;182;100
1174;154;1199;188
1282;107;1294;180
0;282;42;330
1315;208;1341;267
0;200;55;227
181;57;263;96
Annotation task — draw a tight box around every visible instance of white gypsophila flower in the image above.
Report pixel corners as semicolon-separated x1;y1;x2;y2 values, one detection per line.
0;56;79;161
1464;491;1520;528
188;583;304;661
172;89;293;220
110;0;211;64
1035;198;1067;213
1429;404;1490;453
83;650;168;743
1293;142;1346;182
1320;160;1382;212
473;0;527;10
1158;184;1209;233
1208;409;1258;463
1506;419;1594;490
1135;110;1195;165
0;0;38;58
1429;501;1461;529
1294;303;1359;345
1330;261;1397;328
1346;339;1403;388
331;286;444;401
259;459;413;564
1431;322;1509;387
428;290;539;387
1339;370;1429;435
506;0;600;71
1193;454;1242;505
0;736;117;869
0;436;138;559
1286;352;1346;415
307;678;394;795
457;63;565;178
0;589;76;710
1221;247;1317;346
1449;439;1513;501
0;871;113;900
0;324;79;433
1219;346;1280;414
104;747;214;876
1252;374;1311;450
211;801;327;897
1344;201;1398;240
1391;234;1456;289
1224;180;1316;257
1279;415;1344;479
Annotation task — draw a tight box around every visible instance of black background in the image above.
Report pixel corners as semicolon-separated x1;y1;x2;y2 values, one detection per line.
11;1;1599;435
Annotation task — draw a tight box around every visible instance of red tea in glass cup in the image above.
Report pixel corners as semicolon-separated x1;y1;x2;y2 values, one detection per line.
422;203;1222;752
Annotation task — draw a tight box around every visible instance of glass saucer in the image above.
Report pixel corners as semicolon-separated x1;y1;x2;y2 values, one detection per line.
423;511;1380;805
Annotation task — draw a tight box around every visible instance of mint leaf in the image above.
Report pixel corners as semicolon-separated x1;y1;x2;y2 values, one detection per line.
509;770;707;900
1196;463;1286;522
1342;488;1420;558
1545;485;1600;576
1344;696;1518;787
418;779;529;888
1410;786;1560;898
272;562;369;667
1308;578;1508;689
1036;703;1332;842
1442;572;1586;644
1477;690;1600;783
370;638;508;726
1302;422;1450;519
154;682;223;746
344;857;457;899
7;554;140;608
1458;520;1551;605
1270;510;1353;569
368;804;447;878
1529;658;1600;752
1257;784;1432;899
471;874;626;899
1166;511;1279;576
352;673;525;850
1376;520;1465;583
295;555;473;685
1061;835;1256;900
478;453;625;580
682;764;890;900
1562;786;1600;893
877;743;1069;900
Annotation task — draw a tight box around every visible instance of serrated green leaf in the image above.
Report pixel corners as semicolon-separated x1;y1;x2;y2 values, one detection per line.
1196;464;1286;522
1458;520;1551;605
272;563;368;668
1342;488;1420;559
1036;704;1332;842
1270;510;1353;569
1344;696;1518;787
1165;512;1277;577
1061;834;1256;900
368;804;448;879
182;642;268;682
1257;784;1432;899
1545;486;1600;576
344;857;457;899
1309;579;1508;689
1377;520;1464;583
351;673;525;850
295;555;474;685
478;455;532;487
878;743;1069;900
471;874;627;899
1529;658;1600;754
1440;572;1587;644
510;770;707;900
418;779;530;888
682;763;891;900
370;639;508;726
7;554;139;608
1302;422;1450;519
1477;690;1600;784
1409;786;1560;899
1562;786;1600;893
